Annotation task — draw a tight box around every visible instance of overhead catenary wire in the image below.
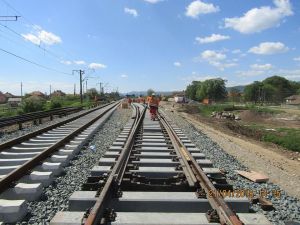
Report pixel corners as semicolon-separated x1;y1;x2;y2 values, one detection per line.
0;47;73;76
0;0;81;64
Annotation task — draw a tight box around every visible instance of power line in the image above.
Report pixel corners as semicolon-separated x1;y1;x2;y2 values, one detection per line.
0;23;64;62
0;47;73;76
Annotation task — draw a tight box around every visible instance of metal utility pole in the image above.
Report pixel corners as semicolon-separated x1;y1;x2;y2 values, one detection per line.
0;16;20;21
86;79;88;93
74;84;76;96
73;70;84;104
20;82;23;97
49;85;52;97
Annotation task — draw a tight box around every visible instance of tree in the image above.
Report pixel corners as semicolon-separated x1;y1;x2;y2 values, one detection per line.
262;76;293;103
228;87;241;102
147;89;155;96
86;88;98;99
186;81;201;100
243;81;262;103
195;78;227;101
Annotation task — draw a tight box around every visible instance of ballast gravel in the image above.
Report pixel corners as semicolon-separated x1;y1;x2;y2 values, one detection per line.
13;107;132;225
162;109;300;225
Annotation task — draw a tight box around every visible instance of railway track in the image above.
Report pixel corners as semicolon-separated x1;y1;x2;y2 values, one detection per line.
0;106;82;130
50;103;271;225
0;101;120;223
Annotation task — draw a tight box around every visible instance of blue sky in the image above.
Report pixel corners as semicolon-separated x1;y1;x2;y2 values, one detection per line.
0;0;300;95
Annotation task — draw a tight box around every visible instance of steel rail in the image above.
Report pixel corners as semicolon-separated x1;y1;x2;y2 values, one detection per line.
0;102;120;194
0;103;113;152
158;113;197;187
158;111;243;225
83;104;146;225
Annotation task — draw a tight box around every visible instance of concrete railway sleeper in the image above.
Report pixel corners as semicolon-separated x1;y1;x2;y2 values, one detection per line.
51;103;271;225
0;101;120;223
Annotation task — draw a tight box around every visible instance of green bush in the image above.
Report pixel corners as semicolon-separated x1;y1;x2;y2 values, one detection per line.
21;96;46;113
49;97;63;109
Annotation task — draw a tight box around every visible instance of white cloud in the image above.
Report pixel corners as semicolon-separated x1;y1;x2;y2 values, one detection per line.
251;63;273;70
293;57;300;61
224;0;293;33
144;0;163;3
276;69;300;80
74;60;86;65
60;60;72;65
249;42;288;55
124;7;138;17
121;74;128;78
38;30;61;45
236;70;265;77
88;63;107;69
195;34;230;44
200;50;237;71
22;26;62;46
201;50;226;61
22;33;40;45
174;62;182;67
185;0;219;18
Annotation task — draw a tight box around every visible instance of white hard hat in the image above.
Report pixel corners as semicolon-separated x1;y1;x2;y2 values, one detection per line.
152;93;156;96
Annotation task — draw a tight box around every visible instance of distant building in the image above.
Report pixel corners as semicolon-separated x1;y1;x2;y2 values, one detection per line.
285;95;300;105
173;91;186;103
0;92;7;104
4;92;14;98
7;97;22;107
30;91;45;98
51;90;66;97
202;98;213;105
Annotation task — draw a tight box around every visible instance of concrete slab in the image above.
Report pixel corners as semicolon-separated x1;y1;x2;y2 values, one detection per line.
0;165;18;175
111;212;217;225
111;192;249;213
130;167;181;178
0;183;43;201
20;171;53;186
91;166;111;176
132;158;176;167
0;158;30;166
137;152;172;159
202;168;221;175
140;143;168;147
237;213;272;225
50;211;85;225
0;151;38;159
196;159;213;167
99;158;116;166
0;199;27;223
141;147;169;152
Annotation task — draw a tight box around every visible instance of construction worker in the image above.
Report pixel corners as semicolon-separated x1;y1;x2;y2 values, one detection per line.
148;93;160;120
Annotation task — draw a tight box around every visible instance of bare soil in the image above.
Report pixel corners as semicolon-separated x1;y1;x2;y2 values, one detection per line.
161;101;300;199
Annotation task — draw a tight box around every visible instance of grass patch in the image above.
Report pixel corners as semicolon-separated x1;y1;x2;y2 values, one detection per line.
198;104;246;117
262;128;300;152
198;103;283;117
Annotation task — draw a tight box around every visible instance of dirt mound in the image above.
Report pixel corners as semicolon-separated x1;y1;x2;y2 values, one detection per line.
239;110;269;123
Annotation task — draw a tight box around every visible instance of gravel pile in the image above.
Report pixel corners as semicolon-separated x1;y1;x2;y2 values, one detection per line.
0;108;93;143
13;108;132;225
163;109;300;225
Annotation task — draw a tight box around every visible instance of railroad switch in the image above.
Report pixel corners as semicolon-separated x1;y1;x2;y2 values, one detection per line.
206;209;220;223
195;188;206;198
104;208;116;222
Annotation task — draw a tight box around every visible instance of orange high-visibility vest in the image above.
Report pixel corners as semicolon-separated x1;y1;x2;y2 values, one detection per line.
148;97;159;107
